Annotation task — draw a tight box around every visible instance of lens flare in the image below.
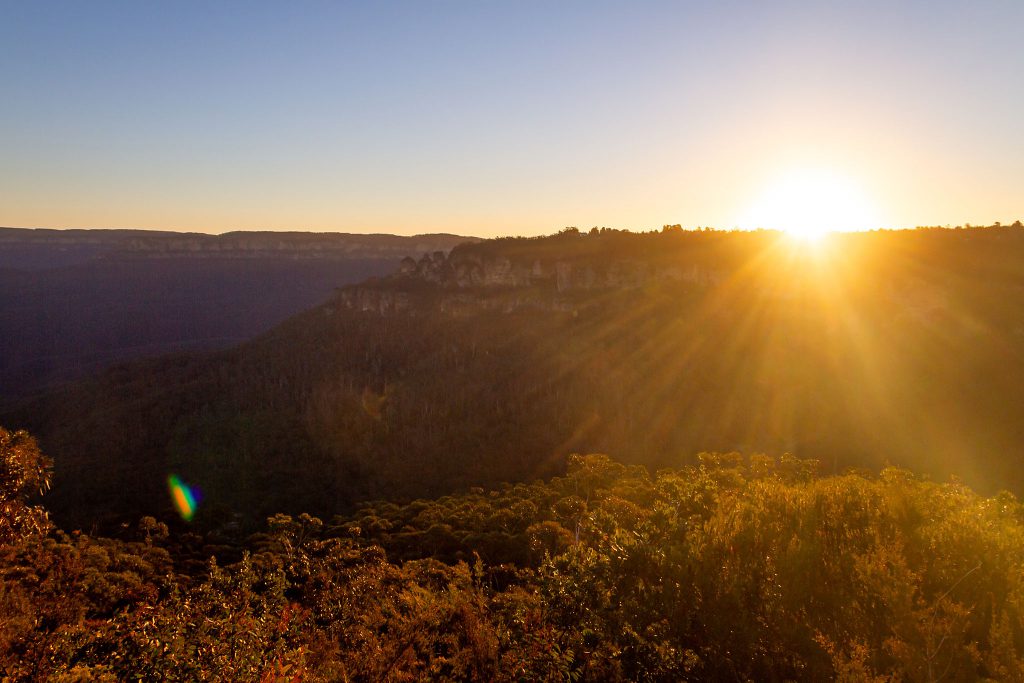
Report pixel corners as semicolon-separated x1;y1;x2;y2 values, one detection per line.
167;474;200;521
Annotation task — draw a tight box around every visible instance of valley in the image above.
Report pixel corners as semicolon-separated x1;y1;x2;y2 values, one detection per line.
8;225;1024;533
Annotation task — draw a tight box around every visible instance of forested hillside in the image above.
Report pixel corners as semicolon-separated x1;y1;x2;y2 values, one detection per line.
3;430;1024;681
7;225;1024;532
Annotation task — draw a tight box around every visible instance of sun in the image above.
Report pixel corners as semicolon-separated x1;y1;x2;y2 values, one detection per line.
739;168;882;242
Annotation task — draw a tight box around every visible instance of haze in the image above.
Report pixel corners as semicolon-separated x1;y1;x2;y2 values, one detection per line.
2;1;1022;236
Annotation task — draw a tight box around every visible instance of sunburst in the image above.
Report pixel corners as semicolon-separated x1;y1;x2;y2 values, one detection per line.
739;169;882;242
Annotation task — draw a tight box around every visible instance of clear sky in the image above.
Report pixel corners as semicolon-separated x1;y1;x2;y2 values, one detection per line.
3;1;1022;237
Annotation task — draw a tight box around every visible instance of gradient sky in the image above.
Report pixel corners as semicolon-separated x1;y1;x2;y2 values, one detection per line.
3;1;1022;237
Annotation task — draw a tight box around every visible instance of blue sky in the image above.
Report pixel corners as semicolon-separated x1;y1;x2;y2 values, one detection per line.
2;1;1022;235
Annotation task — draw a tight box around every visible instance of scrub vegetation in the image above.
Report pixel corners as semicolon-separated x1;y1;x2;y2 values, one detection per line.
3;433;1024;681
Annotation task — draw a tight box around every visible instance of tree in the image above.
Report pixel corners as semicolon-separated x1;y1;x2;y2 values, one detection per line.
0;426;53;543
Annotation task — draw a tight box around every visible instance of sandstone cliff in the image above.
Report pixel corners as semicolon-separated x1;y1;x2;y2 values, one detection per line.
336;235;731;316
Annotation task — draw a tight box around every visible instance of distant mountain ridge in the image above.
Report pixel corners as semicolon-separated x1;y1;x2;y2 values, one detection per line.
0;227;476;403
0;227;472;269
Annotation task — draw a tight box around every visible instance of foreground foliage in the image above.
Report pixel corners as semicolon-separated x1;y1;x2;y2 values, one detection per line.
3;449;1024;681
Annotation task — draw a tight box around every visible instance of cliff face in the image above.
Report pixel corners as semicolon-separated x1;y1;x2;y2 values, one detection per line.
401;249;726;291
336;227;1011;321
337;244;729;315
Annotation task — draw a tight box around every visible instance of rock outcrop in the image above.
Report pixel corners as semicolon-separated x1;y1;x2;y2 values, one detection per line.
392;247;726;293
337;240;729;315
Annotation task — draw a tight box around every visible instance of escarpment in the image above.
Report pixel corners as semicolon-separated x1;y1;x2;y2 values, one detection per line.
337;233;731;315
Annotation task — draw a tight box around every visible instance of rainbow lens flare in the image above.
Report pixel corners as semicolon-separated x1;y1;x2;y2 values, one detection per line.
167;474;200;521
